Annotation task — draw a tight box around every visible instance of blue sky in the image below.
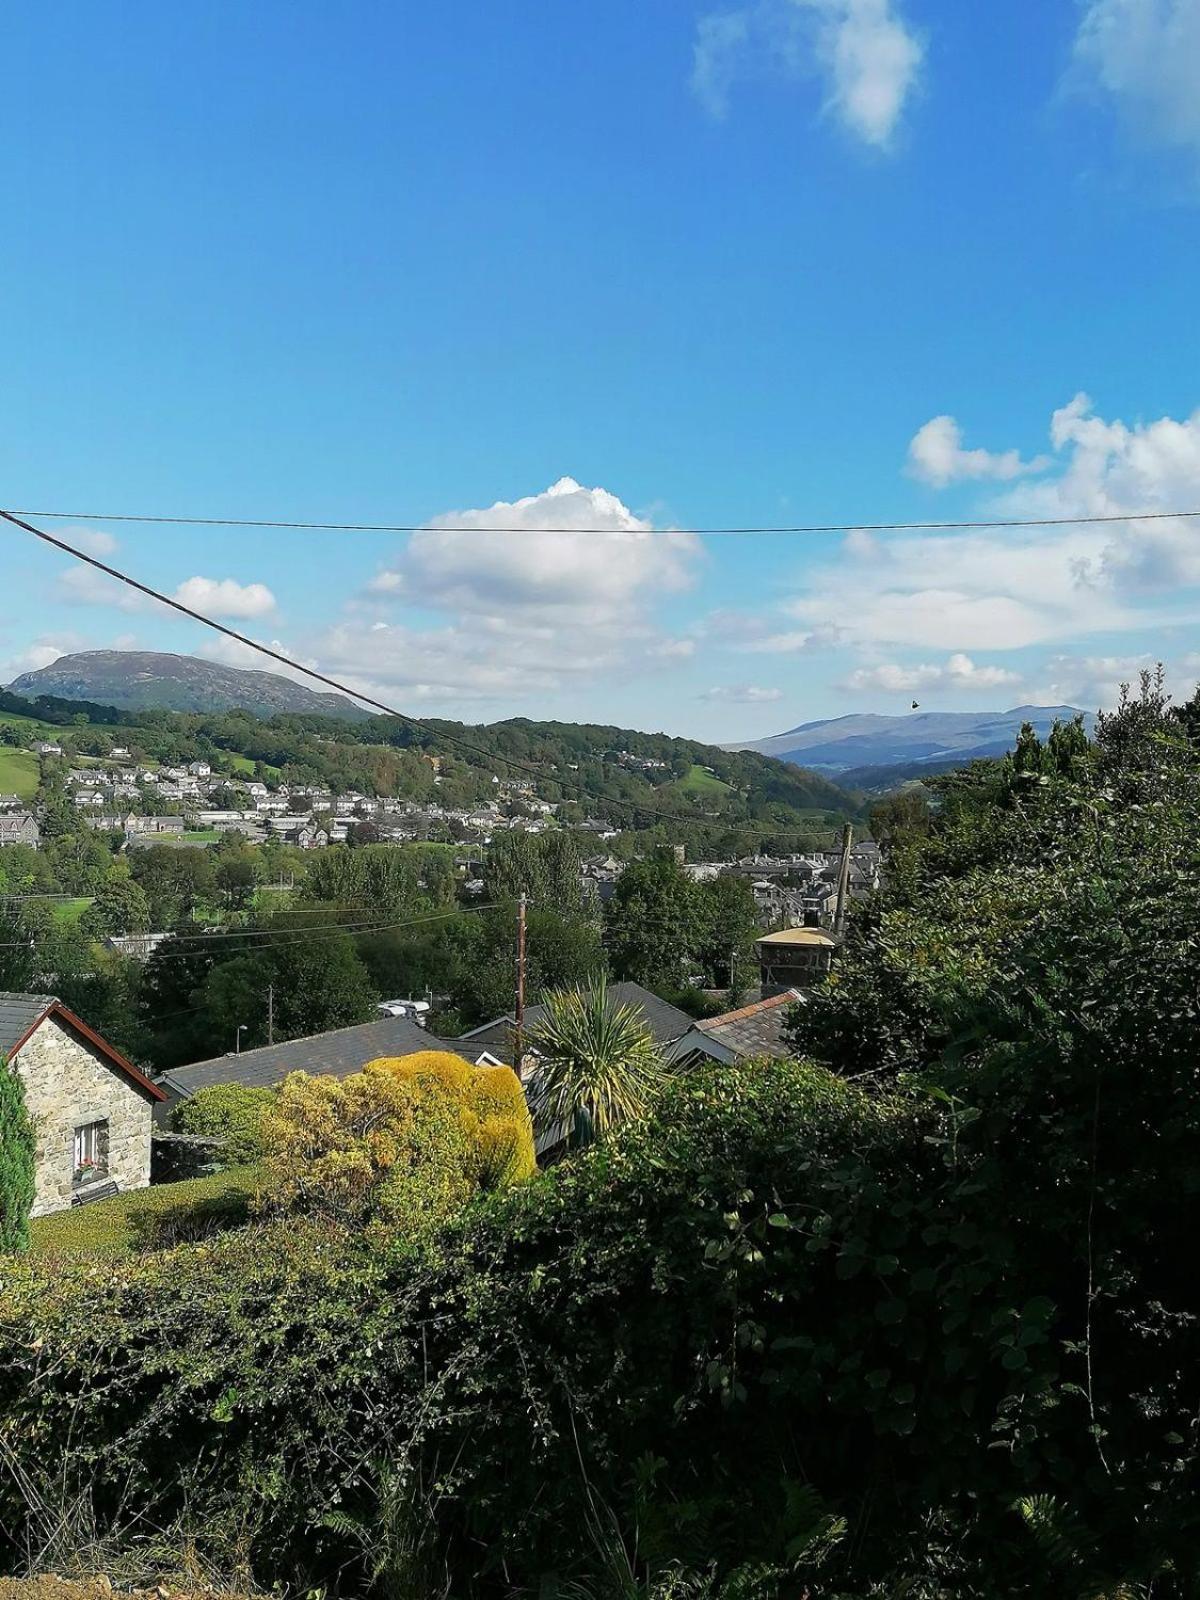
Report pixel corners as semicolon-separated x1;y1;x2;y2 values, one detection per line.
3;0;1200;741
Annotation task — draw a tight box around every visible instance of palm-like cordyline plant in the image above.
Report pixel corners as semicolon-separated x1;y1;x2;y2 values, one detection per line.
526;981;669;1147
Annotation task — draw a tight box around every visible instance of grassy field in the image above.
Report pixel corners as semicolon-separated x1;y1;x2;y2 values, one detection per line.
29;1167;261;1259
673;763;735;799
228;754;282;780
182;829;220;842
0;710;62;736
50;897;92;925
0;748;40;800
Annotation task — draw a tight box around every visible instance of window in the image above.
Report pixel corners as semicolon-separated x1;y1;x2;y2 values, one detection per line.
73;1120;109;1184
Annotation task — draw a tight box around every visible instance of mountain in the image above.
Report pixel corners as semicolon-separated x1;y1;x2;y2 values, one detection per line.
725;705;1094;778
8;650;370;721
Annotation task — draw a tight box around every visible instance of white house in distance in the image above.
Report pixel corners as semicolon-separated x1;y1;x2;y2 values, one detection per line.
0;993;166;1216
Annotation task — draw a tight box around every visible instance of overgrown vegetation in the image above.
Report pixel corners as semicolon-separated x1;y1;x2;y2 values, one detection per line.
5;675;1200;1594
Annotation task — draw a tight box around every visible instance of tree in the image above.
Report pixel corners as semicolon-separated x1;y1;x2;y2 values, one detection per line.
867;788;932;852
202;923;378;1052
214;845;260;911
526;980;668;1146
79;877;151;939
0;1059;35;1254
604;854;700;992
693;873;759;994
131;845;216;926
171;1083;275;1164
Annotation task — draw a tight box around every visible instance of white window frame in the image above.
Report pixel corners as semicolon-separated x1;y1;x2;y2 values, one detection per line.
73;1119;108;1182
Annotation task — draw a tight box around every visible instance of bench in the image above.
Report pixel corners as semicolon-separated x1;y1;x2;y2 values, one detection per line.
72;1179;121;1206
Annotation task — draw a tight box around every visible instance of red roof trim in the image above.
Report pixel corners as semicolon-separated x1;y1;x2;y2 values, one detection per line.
12;1001;166;1101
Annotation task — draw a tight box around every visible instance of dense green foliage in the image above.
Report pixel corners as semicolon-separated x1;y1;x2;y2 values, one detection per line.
604;853;759;996
0;1059;35;1255
170;1083;276;1164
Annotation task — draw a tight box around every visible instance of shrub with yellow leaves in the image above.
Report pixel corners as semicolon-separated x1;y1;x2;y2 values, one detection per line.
262;1050;535;1229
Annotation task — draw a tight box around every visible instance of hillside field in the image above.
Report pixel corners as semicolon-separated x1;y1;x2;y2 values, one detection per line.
0;748;39;799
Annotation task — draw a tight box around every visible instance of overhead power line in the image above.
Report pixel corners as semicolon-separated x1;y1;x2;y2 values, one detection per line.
0;508;850;840
9;505;1200;536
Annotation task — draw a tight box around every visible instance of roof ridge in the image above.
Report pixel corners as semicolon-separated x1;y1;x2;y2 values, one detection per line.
699;990;798;1030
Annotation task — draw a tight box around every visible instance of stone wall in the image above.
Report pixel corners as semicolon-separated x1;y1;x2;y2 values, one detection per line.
13;1015;156;1216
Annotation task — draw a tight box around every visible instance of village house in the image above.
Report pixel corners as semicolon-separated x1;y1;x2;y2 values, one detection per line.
34;741;63;757
0;992;165;1215
0;794;25;812
0;812;41;848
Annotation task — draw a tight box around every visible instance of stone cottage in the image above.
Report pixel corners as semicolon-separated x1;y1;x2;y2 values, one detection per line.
0;993;165;1215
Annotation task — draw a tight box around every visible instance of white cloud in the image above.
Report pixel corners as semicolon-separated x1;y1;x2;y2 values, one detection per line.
65;527;120;557
1028;650;1200;712
344;477;702;704
57;564;146;612
410;476;698;619
1074;0;1200;163
701;683;785;702
172;576;276;618
690;0;923;149
652;637;697;659
56;564;276;621
2;634;85;679
814;0;924;148
692;10;753;117
797;395;1200;656
840;653;1022;693
907;414;1050;488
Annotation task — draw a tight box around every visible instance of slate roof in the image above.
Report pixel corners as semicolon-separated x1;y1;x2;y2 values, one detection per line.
0;992;58;1057
458;981;695;1066
0;991;165;1100
684;990;803;1063
157;1013;454;1101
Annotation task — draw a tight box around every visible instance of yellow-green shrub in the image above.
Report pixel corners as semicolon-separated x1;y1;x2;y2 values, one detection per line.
171;1082;276;1164
262;1051;535;1229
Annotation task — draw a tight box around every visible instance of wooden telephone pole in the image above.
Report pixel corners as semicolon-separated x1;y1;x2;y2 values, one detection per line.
833;823;853;940
513;894;527;1072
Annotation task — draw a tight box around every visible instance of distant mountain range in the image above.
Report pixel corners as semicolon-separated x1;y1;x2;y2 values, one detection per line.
725;705;1095;785
8;650;370;721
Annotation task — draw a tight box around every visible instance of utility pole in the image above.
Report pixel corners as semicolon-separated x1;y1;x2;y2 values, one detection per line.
267;983;275;1046
513;893;527;1074
833;822;853;940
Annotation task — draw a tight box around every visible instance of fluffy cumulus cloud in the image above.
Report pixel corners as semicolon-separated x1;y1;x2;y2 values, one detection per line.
340;478;702;705
1073;0;1200;164
172;576;276;618
57;563;276;620
798;395;1200;661
691;0;923;148
700;683;785;702
840;653;1022;693
907;415;1049;488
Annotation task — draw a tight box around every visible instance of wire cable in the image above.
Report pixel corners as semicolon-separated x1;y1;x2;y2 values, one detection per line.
10;505;1200;536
